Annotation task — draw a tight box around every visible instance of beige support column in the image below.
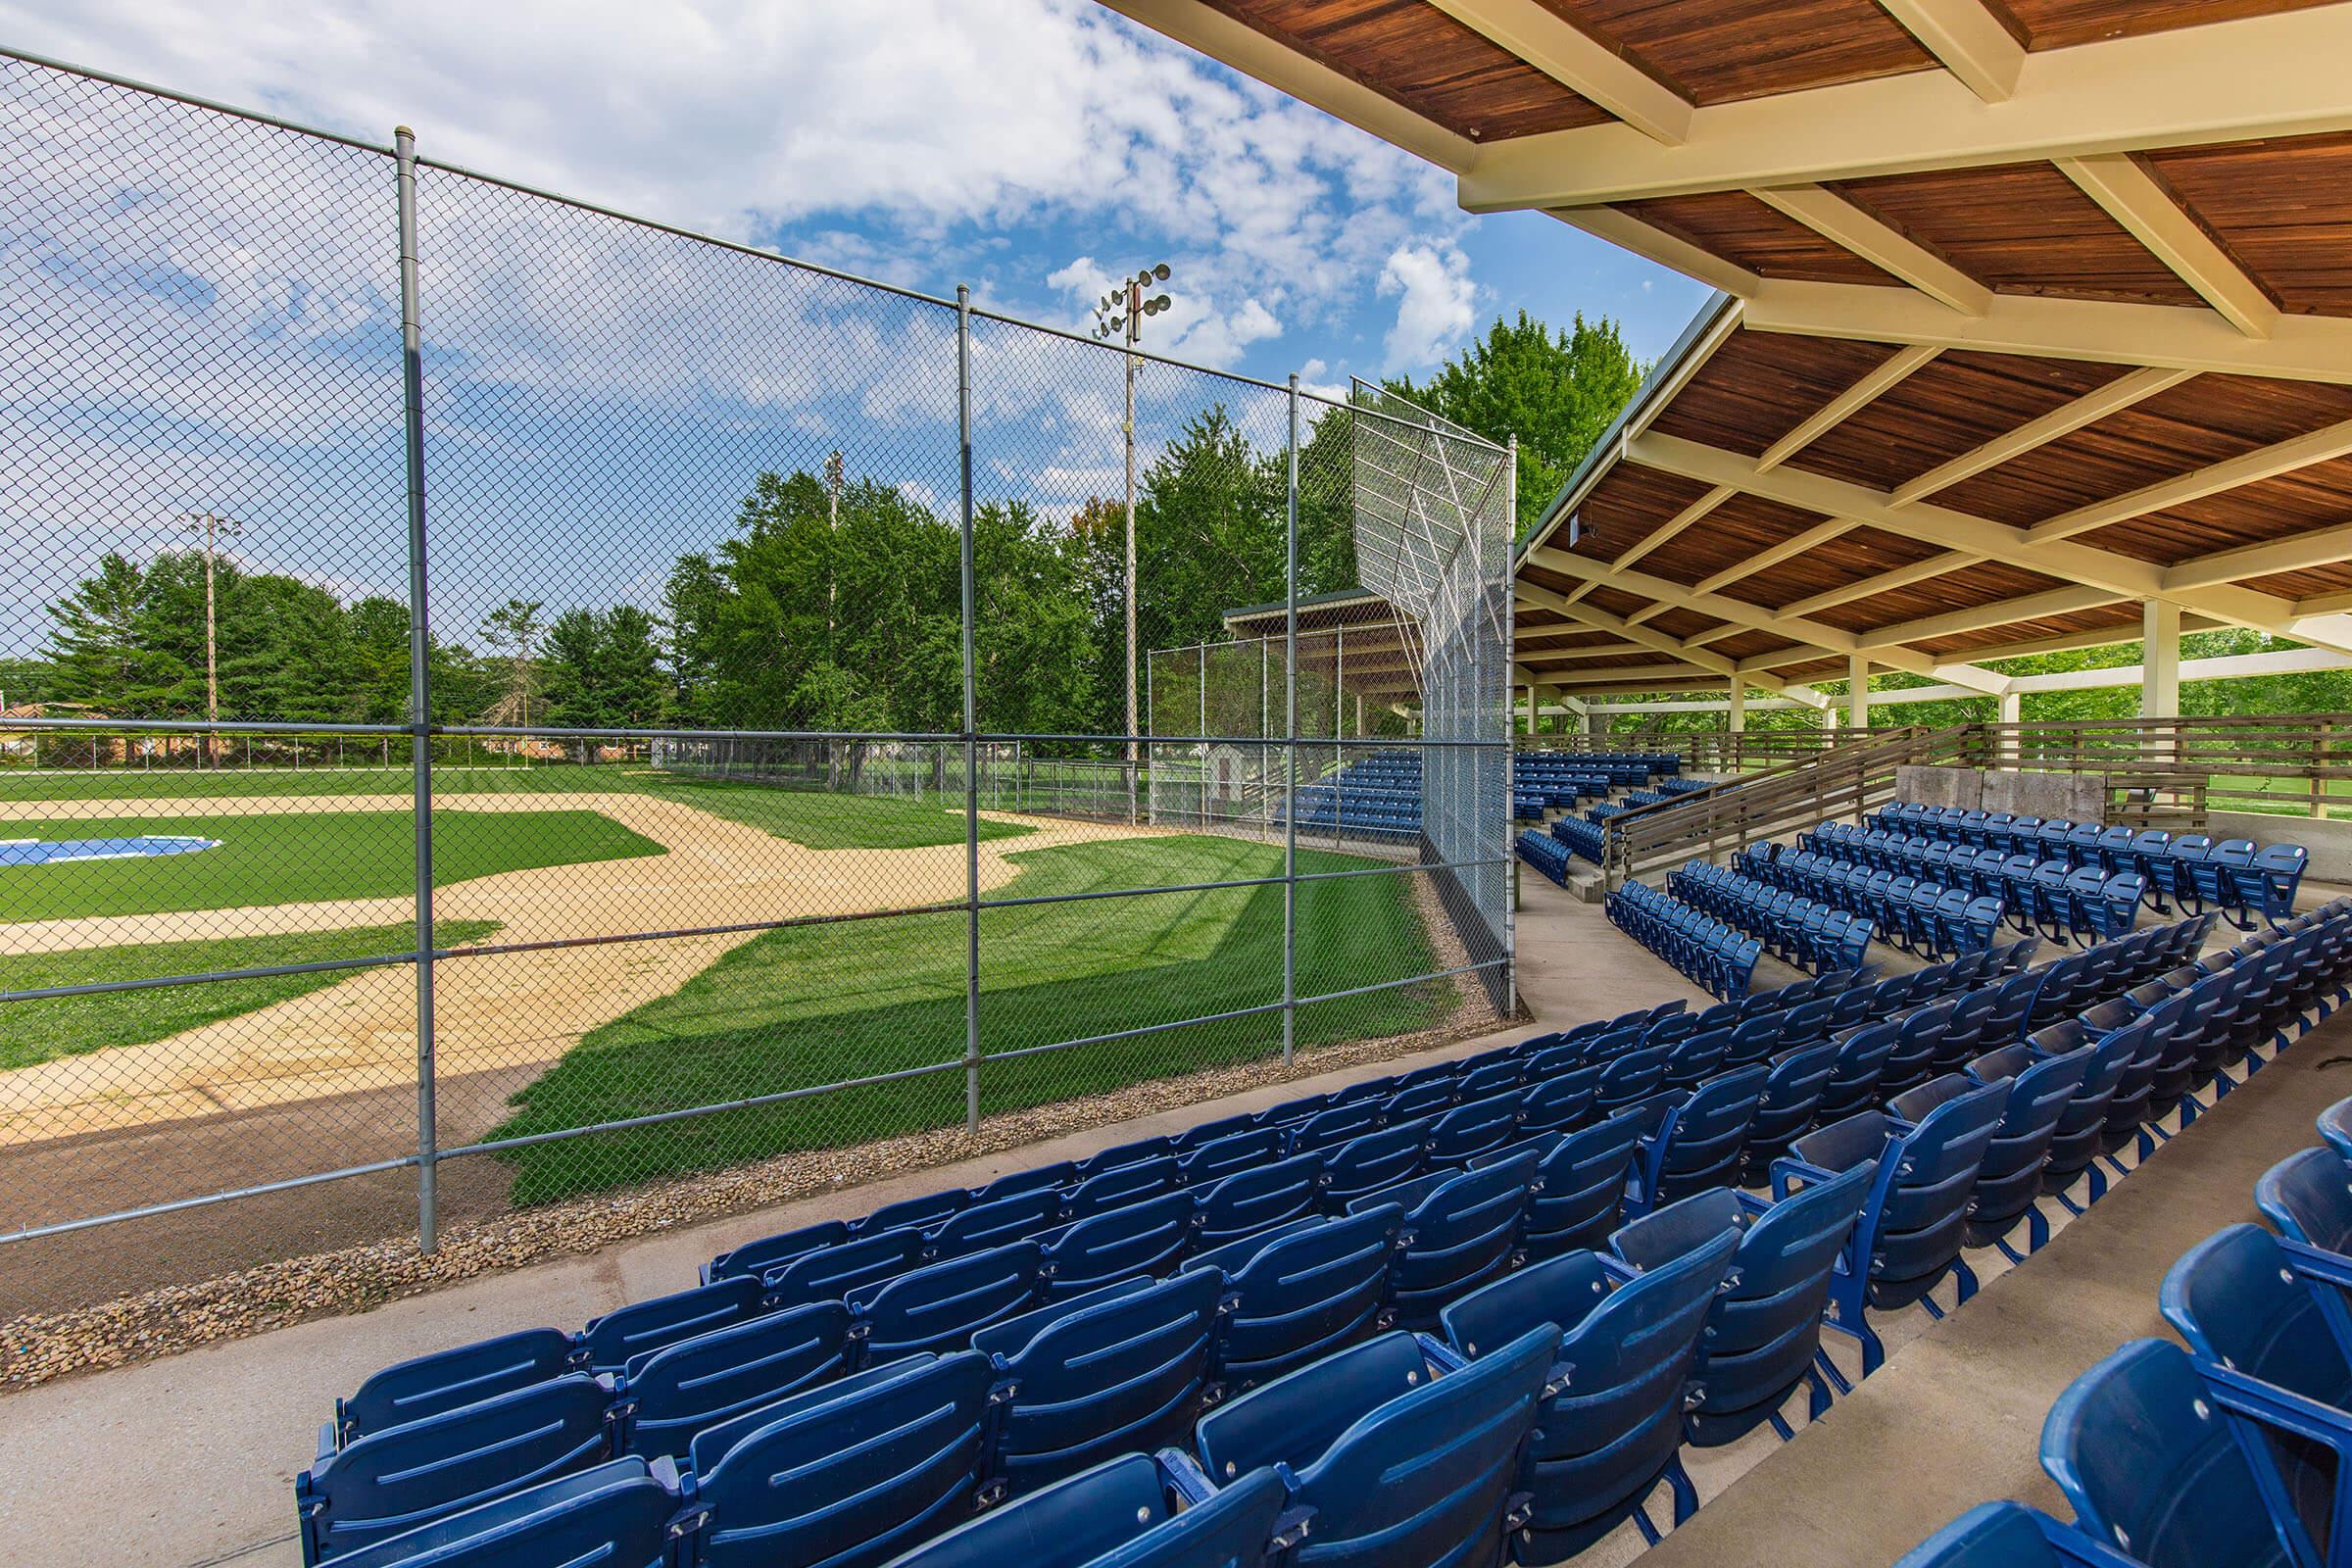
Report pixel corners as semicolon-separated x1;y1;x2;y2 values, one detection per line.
2141;600;2181;717
1998;689;2021;724
1525;682;1537;735
1727;682;1746;734
1847;655;1870;731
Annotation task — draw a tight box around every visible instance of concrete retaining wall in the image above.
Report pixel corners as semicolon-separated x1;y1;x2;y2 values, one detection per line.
2209;809;2352;882
1892;766;2103;821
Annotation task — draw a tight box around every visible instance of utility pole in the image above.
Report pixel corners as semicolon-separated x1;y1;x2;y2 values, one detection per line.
1094;264;1173;824
180;512;242;765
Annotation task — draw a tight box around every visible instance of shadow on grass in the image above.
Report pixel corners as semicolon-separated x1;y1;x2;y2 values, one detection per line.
491;838;1450;1203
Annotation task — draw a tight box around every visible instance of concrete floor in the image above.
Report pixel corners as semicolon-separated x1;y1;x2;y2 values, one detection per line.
0;879;2317;1568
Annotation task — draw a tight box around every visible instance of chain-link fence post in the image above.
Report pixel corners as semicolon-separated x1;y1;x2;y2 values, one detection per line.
395;123;440;1254
1503;435;1519;1020
957;285;981;1133
1282;375;1299;1068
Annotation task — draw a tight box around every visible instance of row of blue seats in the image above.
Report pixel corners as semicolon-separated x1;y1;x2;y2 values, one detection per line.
1666;862;1878;974
1899;1020;2352;1567
1799;823;2156;943
1736;846;2008;957
1516;827;1576;883
1866;804;2309;929
315;914;2244;1568
1607;881;1766;998
310;994;1943;1568
1749;841;2139;958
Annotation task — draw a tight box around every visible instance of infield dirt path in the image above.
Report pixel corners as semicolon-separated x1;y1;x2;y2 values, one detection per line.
0;794;1163;1147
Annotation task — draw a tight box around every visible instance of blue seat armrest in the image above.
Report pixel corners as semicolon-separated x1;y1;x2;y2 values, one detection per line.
318;1420;339;1466
2280;1236;2352;1290
1154;1446;1220;1507
1597;1254;1641;1285
1733;1190;1774;1220
1771;1154;1841;1200
1416;1333;1472;1375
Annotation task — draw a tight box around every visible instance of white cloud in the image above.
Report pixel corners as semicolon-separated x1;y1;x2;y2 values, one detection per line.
1376;241;1477;372
1295;358;1352;404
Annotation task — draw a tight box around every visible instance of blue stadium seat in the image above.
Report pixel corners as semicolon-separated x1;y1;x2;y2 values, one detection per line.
972;1269;1222;1497
1184;1205;1403;1396
1346;1156;1533;1330
333;1327;580;1446
2041;1339;2312;1568
1441;1230;1740;1558
686;1349;997;1568
1190;1328;1556;1568
2258;1147;2352;1253
618;1299;853;1460
1892;1502;2143;1567
879;1453;1286;1568
848;1242;1042;1363
1478;1113;1648;1262
298;1373;616;1564
1611;1162;1874;1446
1040;1193;1198;1298
318;1459;684;1568
1193;1153;1324;1250
1776;1084;2009;1377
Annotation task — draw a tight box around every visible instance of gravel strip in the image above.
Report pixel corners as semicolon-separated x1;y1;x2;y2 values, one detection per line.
0;878;1515;1392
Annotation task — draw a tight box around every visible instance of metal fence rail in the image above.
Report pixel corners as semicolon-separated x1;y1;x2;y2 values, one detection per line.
0;49;1512;1314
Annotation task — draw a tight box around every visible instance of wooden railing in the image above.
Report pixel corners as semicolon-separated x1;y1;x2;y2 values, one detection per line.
1586;712;2352;886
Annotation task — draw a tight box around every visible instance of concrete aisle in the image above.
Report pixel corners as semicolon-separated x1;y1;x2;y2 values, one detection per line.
1640;1005;2352;1568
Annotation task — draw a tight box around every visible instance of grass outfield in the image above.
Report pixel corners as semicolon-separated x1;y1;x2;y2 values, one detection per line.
491;835;1448;1202
0;766;1032;851
0;810;662;921
0;921;502;1069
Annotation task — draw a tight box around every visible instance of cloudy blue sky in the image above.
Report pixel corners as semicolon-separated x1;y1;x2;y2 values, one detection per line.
0;0;1709;658
0;0;1704;384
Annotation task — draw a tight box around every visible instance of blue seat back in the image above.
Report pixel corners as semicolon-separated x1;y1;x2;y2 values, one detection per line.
930;1189;1062;1259
1186;1205;1403;1395
1501;1110;1649;1260
581;1276;768;1371
976;1162;1076;1202
878;1454;1284;1568
1517;1066;1598;1136
974;1269;1223;1496
1891;1501;2136;1567
1062;1156;1182;1223
1641;1064;1767;1206
1744;1041;1840;1171
848;1242;1042;1363
1318;1119;1431;1207
2256;1146;2352;1252
1041;1192;1198;1297
318;1460;678;1568
1349;1156;1533;1330
692;1350;998;1568
1195;1153;1325;1249
337;1327;579;1445
2041;1339;2307;1568
707;1220;849;1286
1815;1021;1898;1125
1284;1099;1384;1155
767;1226;931;1308
860;1189;968;1238
620;1300;854;1460
1426;1092;1525;1165
1195;1328;1556;1568
1180;1127;1286;1189
300;1374;612;1563
1966;1052;2090;1240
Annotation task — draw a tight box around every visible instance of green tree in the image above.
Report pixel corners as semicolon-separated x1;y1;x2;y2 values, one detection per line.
1389;311;1646;535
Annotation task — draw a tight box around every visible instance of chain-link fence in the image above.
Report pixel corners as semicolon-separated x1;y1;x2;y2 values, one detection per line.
0;49;1512;1319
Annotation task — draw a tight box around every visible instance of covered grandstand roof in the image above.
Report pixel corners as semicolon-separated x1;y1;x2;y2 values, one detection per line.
1101;0;2352;702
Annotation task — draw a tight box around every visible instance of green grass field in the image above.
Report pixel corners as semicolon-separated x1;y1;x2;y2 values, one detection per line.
0;810;664;921
0;921;502;1069
0;766;1032;850
492;834;1446;1202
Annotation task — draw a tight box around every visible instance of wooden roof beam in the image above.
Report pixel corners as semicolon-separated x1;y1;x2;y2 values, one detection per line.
1611;484;1735;570
1422;0;1692;144
2026;416;2352;545
1873;0;2025;103
2057;153;2279;339
1514;582;1833;709
1741;279;2352;384
1546;207;1764;297
1691;517;1858;595
2165;520;2352;593
1524;543;2013;693
1892;368;2196;504
1753;186;1992;315
1854;585;2127;649
1458;6;2352;209
1777;551;1988;619
1624;427;2352;659
1757;345;1942;471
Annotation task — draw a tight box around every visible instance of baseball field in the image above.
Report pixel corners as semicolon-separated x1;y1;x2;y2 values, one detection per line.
0;764;1446;1211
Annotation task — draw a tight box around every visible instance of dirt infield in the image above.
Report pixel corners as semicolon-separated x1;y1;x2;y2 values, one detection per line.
0;793;1164;1148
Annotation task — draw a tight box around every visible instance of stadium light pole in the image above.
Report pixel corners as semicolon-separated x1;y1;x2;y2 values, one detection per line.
179;511;242;765
1094;263;1173;824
